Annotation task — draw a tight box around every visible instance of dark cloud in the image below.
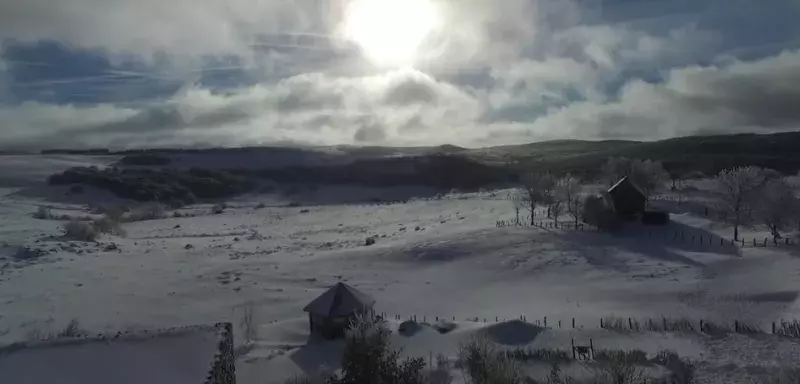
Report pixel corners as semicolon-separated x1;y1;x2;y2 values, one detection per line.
383;75;439;105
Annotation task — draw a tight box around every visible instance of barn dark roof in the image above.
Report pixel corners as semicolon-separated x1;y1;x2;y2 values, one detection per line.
607;176;645;196
303;282;375;317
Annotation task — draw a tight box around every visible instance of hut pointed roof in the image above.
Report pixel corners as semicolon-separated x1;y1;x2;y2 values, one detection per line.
303;282;375;317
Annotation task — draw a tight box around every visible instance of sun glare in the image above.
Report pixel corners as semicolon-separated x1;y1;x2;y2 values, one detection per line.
343;0;439;67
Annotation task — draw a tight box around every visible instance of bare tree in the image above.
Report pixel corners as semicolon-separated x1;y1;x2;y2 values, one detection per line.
715;166;766;241
550;198;565;226
602;157;634;187
560;175;584;227
539;173;558;218
757;178;799;240
510;190;525;225
520;172;546;225
602;157;667;199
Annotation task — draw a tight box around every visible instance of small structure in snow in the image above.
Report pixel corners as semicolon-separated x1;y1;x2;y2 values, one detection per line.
303;282;375;339
607;176;646;219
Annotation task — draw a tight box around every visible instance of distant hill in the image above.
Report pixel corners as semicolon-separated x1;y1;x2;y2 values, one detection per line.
36;131;800;179
471;131;800;176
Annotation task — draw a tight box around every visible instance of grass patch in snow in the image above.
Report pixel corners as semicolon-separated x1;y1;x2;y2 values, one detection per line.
24;319;89;341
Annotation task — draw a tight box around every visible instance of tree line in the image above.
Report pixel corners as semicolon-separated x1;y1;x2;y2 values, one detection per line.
509;157;800;241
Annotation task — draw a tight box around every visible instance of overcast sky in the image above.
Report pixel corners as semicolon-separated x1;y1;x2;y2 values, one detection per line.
1;0;799;150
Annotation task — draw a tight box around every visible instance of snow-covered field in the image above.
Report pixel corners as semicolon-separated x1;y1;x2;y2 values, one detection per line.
2;154;800;383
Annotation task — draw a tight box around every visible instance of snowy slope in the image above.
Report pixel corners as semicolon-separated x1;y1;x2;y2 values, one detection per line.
1;155;800;383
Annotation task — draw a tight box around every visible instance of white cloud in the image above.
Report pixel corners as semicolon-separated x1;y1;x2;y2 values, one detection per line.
0;0;798;149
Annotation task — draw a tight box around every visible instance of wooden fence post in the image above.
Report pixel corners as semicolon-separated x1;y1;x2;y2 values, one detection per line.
629;318;633;330
772;322;776;334
558;320;562;328
735;320;739;333
544;317;547;327
700;319;704;333
572;318;575;329
600;318;604;328
571;338;576;360
753;238;756;247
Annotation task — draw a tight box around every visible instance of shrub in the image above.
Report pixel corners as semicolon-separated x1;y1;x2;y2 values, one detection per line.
255;202;267;209
597;353;645;384
365;236;377;246
327;314;427;384
429;354;455;384
125;203;165;222
211;203;227;214
48;166;256;203
775;320;800;338
91;204;126;221
33;206;53;219
458;336;524;384
63;221;97;241
503;348;571;364
594;349;648;366
654;350;694;384
238;302;257;346
57;319;88;338
93;215;125;236
167;199;186;209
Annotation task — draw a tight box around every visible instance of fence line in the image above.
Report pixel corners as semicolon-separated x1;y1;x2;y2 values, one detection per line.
494;218;798;248
377;311;800;338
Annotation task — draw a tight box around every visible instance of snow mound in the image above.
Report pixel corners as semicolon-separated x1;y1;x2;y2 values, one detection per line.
433;320;457;334
481;320;545;346
398;320;424;337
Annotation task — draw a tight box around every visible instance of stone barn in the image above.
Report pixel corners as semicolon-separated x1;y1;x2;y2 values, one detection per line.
607;176;646;219
303;282;375;339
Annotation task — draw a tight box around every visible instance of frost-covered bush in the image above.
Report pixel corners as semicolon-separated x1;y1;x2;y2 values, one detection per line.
63;221;97;241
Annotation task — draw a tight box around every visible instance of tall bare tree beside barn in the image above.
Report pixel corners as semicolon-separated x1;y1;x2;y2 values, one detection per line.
756;178;799;240
560;175;584;227
715;166;766;241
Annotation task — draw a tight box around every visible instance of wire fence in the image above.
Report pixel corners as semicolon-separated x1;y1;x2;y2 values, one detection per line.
375;311;800;338
494;217;799;249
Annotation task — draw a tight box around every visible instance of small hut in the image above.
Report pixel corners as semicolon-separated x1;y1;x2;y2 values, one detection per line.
303;282;375;339
607;176;646;219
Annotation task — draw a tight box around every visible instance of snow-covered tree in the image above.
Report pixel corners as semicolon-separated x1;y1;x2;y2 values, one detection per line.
715;166;766;241
560;175;584;227
756;178;799;240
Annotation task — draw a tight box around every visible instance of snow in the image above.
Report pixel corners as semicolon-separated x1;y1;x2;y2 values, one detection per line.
2;154;800;383
0;328;220;384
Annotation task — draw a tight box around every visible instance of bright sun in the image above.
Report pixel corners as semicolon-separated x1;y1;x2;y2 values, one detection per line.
343;0;439;67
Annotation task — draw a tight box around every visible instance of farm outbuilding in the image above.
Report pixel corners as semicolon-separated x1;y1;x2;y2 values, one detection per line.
607;176;646;219
303;282;375;339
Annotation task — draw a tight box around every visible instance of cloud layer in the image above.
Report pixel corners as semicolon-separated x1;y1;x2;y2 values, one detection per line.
1;0;799;149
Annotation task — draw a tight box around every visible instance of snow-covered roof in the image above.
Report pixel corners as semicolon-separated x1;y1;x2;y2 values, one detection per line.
303;282;376;317
607;176;645;197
